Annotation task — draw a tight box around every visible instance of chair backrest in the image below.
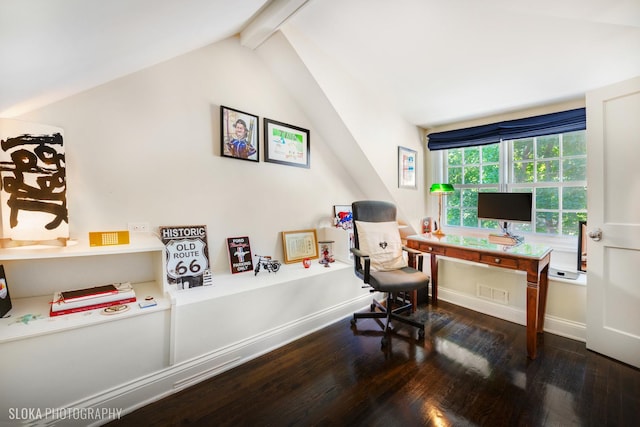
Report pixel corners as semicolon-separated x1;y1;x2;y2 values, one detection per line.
351;200;397;250
351;201;398;279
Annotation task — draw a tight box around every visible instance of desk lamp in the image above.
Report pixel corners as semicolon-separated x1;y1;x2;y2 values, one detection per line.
430;183;454;236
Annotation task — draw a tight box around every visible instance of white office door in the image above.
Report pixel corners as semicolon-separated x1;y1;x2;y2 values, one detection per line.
586;76;640;368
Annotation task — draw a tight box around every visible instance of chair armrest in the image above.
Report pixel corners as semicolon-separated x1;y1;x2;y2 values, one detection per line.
403;246;422;255
350;247;367;258
350;247;371;283
402;245;424;271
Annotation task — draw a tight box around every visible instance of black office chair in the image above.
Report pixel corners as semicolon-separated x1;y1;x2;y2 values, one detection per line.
350;200;430;346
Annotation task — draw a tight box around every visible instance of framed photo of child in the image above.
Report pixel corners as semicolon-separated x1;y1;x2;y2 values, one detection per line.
220;106;259;162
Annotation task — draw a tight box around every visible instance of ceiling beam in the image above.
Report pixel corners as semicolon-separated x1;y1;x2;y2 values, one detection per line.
241;0;310;49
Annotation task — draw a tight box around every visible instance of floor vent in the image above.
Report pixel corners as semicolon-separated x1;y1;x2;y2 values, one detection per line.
477;283;509;304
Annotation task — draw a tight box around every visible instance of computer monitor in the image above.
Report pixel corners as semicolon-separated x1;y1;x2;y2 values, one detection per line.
477;192;532;244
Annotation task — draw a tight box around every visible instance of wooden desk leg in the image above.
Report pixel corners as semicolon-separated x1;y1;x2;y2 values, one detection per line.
537;265;550;333
526;265;550;358
526;268;543;359
430;254;438;304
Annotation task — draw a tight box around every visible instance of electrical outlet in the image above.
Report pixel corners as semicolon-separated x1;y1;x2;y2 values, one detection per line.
128;222;149;233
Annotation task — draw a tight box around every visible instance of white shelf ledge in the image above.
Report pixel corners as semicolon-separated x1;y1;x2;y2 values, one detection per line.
0;233;164;260
0;281;170;344
168;261;351;306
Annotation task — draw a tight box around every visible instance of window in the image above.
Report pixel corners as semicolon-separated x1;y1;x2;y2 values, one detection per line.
444;130;587;238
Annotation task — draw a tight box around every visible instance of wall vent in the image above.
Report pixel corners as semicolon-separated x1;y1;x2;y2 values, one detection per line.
477;283;509;304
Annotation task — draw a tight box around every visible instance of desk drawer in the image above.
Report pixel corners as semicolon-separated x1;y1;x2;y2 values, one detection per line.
480;254;518;269
444;247;480;262
421;244;445;255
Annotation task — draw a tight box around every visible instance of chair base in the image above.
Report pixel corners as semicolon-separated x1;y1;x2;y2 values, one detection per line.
351;293;425;346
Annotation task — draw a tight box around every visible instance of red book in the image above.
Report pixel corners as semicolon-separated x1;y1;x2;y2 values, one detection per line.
49;296;136;317
60;284;119;303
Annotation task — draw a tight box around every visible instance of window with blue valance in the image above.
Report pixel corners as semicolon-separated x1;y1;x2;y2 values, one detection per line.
426;107;586;151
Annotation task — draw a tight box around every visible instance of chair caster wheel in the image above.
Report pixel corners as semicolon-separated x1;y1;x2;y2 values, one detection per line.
418;328;425;339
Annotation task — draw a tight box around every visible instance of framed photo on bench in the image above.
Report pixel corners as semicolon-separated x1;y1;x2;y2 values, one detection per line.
282;229;318;263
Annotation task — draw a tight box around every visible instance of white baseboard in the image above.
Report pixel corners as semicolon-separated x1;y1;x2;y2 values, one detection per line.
41;293;376;427
33;288;586;426
438;287;586;343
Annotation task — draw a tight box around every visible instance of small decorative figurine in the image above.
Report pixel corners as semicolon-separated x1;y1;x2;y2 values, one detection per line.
335;210;353;230
422;216;434;234
318;241;335;267
254;254;281;275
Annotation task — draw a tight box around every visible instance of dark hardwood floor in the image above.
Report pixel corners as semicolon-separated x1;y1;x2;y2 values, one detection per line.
109;301;640;426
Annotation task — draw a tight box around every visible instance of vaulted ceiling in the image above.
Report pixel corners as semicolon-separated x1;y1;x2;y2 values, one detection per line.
1;0;639;128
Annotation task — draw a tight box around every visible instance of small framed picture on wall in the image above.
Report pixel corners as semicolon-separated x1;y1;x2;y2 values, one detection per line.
220;106;259;162
398;146;417;189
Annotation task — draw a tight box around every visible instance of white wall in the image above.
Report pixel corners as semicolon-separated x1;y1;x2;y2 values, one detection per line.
1;32;592;420
17;36;365;273
3;35;381;420
258;28;427;231
14;30;586;340
252;28;587;339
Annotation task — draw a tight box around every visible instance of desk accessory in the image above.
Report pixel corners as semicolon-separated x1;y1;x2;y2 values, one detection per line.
139;296;157;309
488;233;519;246
0;265;12;318
101;304;130;315
430;183;454;236
89;230;130;246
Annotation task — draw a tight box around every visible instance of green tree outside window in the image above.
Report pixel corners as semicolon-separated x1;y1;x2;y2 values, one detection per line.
443;131;587;237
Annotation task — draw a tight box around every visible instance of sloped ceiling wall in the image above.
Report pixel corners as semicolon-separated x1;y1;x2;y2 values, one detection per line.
255;28;428;230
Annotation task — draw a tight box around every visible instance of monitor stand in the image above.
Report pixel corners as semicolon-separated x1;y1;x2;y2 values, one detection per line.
488;222;524;246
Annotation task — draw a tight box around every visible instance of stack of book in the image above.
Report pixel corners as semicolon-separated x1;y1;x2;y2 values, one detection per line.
50;282;136;316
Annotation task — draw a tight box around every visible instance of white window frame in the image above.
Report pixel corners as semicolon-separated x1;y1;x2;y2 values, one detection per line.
437;131;587;252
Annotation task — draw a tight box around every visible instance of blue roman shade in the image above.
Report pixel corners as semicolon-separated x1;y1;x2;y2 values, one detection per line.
427;107;586;151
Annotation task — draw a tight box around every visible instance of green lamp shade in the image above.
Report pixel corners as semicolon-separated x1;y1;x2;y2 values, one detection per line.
430;183;454;194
